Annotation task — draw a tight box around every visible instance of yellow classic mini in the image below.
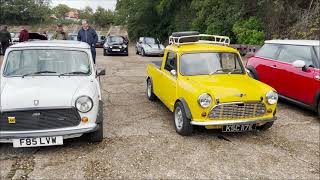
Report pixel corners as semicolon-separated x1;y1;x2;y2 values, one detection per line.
146;32;278;136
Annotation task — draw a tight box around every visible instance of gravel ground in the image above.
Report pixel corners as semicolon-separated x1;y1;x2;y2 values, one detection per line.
0;47;319;179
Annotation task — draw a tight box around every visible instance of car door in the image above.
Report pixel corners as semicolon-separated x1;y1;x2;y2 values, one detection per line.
160;52;177;110
253;43;281;90
276;44;317;105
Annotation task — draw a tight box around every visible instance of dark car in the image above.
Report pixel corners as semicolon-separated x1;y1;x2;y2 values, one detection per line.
103;36;128;56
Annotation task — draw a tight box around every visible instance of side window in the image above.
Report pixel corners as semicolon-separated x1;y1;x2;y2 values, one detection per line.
164;52;177;72
255;44;280;59
278;45;313;65
4;51;21;75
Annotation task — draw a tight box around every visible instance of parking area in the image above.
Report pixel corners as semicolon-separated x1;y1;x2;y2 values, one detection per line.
0;47;319;179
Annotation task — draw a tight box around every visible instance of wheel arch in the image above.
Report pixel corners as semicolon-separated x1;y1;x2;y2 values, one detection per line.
175;98;192;119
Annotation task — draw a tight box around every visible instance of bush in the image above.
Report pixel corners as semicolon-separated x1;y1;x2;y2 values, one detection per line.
232;17;265;45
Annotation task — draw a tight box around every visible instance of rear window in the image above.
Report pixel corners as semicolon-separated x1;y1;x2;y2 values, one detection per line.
255;44;280;59
278;45;313;65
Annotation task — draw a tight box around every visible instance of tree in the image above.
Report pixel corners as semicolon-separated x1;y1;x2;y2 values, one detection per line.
233;17;265;45
91;6;114;27
52;4;70;19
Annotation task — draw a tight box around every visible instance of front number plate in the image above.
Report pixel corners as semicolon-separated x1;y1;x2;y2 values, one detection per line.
112;49;121;52
13;136;63;148
223;124;256;132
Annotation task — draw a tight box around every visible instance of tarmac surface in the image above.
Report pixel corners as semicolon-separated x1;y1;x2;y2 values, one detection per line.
0;47;319;179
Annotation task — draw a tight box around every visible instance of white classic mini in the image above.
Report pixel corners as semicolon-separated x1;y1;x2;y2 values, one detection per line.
0;41;105;148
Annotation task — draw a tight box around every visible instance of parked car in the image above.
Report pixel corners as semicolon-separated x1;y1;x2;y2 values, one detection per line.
68;33;78;41
103;35;128;56
96;35;105;48
246;40;320;116
0;40;106;147
136;37;164;56
146;31;278;136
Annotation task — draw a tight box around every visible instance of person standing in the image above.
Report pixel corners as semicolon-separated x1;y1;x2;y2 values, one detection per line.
52;24;67;40
77;20;98;64
0;26;12;55
19;26;29;42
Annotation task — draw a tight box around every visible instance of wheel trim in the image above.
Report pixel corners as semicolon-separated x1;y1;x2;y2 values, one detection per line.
175;107;183;130
147;80;152;97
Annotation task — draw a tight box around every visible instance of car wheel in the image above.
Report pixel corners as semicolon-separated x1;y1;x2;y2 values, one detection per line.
317;100;320;117
147;78;156;101
88;105;104;142
136;48;139;55
141;49;145;56
174;102;193;136
103;50;107;56
257;121;274;131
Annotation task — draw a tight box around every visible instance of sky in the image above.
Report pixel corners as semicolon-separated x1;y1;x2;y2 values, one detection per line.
51;0;117;11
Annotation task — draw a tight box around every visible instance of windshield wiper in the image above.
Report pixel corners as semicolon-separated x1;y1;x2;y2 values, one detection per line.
210;69;225;75
228;69;243;74
59;71;88;76
22;71;57;78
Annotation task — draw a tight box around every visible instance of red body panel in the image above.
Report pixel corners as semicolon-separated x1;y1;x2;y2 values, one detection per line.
247;56;319;107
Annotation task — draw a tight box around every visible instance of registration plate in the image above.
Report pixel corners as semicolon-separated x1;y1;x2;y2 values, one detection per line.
112;49;121;52
13;136;63;148
223;124;256;132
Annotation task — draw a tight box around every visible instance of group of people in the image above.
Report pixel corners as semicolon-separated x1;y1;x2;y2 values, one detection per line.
0;20;98;64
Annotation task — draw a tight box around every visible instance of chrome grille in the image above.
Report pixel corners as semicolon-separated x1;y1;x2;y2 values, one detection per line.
0;108;81;131
208;102;266;119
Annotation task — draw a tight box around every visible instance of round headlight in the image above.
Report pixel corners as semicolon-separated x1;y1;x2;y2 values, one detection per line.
75;96;93;113
198;93;212;108
266;91;278;105
122;44;127;48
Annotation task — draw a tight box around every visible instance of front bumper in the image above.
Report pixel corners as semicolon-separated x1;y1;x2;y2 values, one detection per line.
0;123;98;141
104;47;128;55
191;117;276;126
144;49;164;56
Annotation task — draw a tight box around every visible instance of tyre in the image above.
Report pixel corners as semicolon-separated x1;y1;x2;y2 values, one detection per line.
147;78;156;101
141;49;145;56
317;100;320;117
257;121;274;131
174;102;193;136
136;48;139;55
87;104;104;142
103;50;108;56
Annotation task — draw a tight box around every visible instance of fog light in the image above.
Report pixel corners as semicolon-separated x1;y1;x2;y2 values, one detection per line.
201;112;207;117
81;117;89;123
267;108;273;113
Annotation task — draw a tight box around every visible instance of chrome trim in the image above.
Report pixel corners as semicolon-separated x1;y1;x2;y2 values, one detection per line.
1;106;74;112
191;117;276;126
0;124;98;139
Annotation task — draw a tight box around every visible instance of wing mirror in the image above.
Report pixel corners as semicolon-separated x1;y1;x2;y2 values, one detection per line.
170;70;177;77
97;68;106;76
293;60;307;71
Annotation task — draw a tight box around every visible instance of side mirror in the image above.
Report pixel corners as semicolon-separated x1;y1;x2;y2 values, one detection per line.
170;69;177;77
97;68;106;76
293;60;307;71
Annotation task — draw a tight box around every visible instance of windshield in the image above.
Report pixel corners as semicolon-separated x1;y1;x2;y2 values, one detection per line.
3;49;91;77
145;37;156;44
108;36;124;44
180;52;244;76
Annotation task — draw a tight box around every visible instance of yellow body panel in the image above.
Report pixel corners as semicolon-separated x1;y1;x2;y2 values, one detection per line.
147;43;277;129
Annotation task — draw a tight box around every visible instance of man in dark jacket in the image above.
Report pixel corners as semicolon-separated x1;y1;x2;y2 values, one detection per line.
77;20;98;64
19;26;29;42
0;26;12;55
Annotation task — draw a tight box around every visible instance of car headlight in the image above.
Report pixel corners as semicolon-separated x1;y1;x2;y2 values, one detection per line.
198;93;212;108
75;96;93;113
122;44;127;48
266;91;278;105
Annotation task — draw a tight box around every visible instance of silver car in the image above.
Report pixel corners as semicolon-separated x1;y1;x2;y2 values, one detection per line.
136;37;165;56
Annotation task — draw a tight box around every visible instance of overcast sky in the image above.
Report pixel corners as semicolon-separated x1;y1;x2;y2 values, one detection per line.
51;0;117;11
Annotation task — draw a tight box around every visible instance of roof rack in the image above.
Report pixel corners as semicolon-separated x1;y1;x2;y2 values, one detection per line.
169;34;230;46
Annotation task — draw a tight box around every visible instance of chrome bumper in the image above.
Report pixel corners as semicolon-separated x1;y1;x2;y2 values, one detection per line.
0;124;98;139
191;117;276;126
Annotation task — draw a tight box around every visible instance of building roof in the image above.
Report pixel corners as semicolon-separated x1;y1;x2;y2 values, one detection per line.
265;40;320;46
10;40;90;49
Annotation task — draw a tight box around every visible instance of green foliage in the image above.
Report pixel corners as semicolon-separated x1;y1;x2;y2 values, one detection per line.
52;4;70;19
232;17;265;45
